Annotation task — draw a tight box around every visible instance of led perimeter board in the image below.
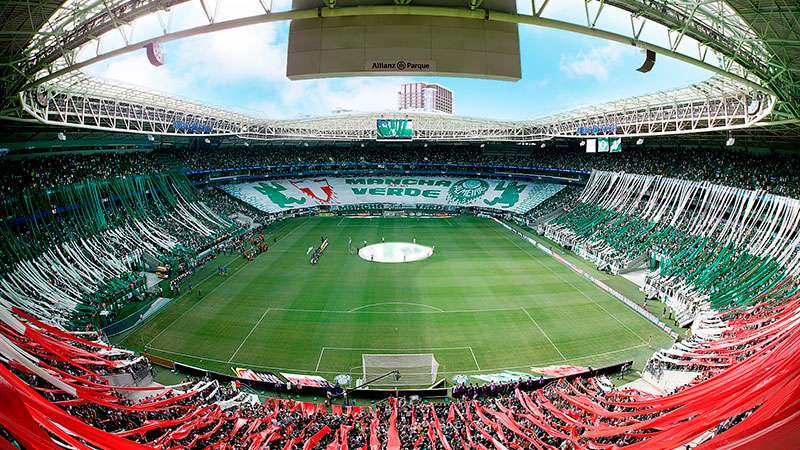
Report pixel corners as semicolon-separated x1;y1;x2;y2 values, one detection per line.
376;118;413;141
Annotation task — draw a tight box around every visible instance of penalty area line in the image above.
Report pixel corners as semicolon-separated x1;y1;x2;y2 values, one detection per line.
144;256;250;349
143;219;309;351
468;346;481;370
227;308;271;363
489;222;649;345
315;347;326;372
520;307;566;361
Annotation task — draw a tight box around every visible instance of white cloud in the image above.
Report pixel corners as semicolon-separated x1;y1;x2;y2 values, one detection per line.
244;76;409;119
170;23;287;83
559;42;632;81
92;54;190;95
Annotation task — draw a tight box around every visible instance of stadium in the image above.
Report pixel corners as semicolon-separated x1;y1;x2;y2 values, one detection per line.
0;1;799;449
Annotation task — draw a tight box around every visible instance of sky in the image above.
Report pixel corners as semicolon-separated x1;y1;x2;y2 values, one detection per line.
83;0;713;121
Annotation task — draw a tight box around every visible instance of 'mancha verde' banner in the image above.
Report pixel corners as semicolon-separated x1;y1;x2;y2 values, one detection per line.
221;176;564;214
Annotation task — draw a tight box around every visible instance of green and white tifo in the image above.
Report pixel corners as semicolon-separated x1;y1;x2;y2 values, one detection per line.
119;216;673;383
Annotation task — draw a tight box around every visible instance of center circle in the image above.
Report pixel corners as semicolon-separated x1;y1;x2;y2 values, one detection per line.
358;242;433;263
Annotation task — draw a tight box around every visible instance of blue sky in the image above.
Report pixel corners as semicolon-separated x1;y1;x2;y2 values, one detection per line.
84;1;712;120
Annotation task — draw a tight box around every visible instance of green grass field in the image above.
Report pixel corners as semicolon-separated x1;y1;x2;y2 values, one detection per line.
117;216;673;384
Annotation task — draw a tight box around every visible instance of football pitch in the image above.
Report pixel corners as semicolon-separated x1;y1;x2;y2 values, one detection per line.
118;216;673;382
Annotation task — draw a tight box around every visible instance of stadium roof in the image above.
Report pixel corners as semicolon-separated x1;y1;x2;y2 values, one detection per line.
727;0;800;116
1;0;799;140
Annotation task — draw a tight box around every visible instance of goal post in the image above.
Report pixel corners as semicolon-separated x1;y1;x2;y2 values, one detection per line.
362;353;439;387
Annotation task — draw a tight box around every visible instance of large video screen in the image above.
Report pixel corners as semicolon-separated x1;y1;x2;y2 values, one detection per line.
376;118;413;141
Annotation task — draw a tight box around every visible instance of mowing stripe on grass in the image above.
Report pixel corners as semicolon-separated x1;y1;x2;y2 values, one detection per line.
144;219;309;349
520;307;566;361
126;216;669;380
227;308;271;363
489;221;649;344
144;257;251;349
269;306;526;314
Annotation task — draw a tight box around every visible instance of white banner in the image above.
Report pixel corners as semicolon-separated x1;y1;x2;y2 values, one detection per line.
222;176;565;214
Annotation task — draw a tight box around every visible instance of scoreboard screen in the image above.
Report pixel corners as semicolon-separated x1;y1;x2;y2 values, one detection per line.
376;118;413;141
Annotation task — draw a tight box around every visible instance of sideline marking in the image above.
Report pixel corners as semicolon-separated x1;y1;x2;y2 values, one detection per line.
521;307;566;360
144;258;250;348
228;308;271;362
117;257;234;345
489;223;649;344
143;219;308;349
348;302;444;312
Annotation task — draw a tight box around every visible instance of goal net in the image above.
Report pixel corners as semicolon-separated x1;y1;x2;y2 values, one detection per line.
362;353;439;387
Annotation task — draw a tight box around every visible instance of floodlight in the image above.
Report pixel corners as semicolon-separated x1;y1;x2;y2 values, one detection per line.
579;140;586;146
636;138;644;145
726;136;735;147
147;134;155;142
541;143;546;148
204;138;211;144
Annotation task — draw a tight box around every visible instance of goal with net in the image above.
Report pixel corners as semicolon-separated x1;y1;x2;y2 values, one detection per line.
361;353;439;387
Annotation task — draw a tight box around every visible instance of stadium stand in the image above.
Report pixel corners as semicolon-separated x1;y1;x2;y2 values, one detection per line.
3;0;799;445
0;147;799;448
4;145;800;197
0;172;242;327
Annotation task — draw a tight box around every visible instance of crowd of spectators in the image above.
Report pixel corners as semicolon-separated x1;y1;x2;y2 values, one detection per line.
4;144;800;199
0;151;162;200
1;143;792;449
523;185;582;222
5;333;752;450
196;188;274;224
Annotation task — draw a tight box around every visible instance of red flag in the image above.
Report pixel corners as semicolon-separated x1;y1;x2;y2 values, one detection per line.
325;429;339;450
339;425;352;450
303;426;331;450
448;403;456;423
387;399;401;450
431;405;453;450
369;414;381;450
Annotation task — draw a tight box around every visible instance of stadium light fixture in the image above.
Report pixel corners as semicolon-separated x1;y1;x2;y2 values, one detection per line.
204;138;211;144
726;135;735;147
147;134;155;142
541;143;546;148
57;132;66;141
480;143;485;148
636;138;644;145
243;141;249;147
579;140;585;146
